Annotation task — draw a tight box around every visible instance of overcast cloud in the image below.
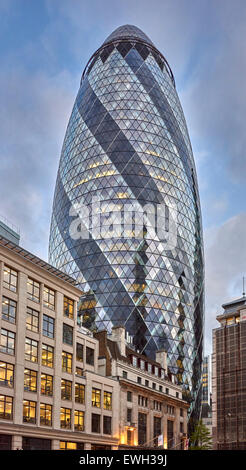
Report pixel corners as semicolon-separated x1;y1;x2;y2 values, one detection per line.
0;0;246;354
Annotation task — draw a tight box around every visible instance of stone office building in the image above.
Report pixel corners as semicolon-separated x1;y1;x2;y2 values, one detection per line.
0;236;119;450
0;233;188;450
95;326;188;449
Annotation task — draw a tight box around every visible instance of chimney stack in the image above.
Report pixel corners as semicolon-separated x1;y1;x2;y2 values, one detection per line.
155;349;167;374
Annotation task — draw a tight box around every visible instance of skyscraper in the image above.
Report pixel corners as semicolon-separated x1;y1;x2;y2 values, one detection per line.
212;296;246;449
49;25;204;414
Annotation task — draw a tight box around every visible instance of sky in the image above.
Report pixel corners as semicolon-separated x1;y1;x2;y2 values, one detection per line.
0;0;246;355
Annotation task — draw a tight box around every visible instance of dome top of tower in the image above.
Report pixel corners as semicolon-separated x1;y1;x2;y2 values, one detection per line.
103;24;154;47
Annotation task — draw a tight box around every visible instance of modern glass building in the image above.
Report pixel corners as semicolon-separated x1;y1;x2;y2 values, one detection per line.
49;25;204;414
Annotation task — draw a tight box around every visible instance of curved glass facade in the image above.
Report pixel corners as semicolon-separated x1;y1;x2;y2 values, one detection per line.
49;25;204;413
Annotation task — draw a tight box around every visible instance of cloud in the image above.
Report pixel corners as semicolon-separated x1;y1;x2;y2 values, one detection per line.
0;65;78;259
204;212;246;353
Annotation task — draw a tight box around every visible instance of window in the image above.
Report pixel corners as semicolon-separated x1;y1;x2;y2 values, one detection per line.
40;403;52;426
180;408;184;417
3;266;17;292
24;369;37;392
147;363;152;374
62;351;72;373
137;377;141;384
152;383;156;390
154;366;159;377
167;405;175;415
27;278;40;303
60;441;84;450
75;383;85;404
167;420;174;449
64;296;74;319
61;379;72;400
104;391;112;410
25;338;38;362
60;407;71;429
138;395;148;407
103;416;112;435
176;392;179;399
26;307;39;333
165;388;169;395
86;346;94;365
153;400;162;411
159;385;163;393
76;343;83;362
153;416;162;447
74;410;84;431
122;370;127;379
63;324;73;345
23;400;36;423
41;374;53;396
43;314;55;338
132;356;137;367
75;367;83;377
91;413;100;433
127;408;132;423
180;421;184;433
140;360;145;370
138;412;147;445
0;329;15;355
43;286;55;310
42;344;54;367
145;380;149;387
2;297;16;323
127;391;132;402
92;388;101;407
0;362;14;388
0;395;13;420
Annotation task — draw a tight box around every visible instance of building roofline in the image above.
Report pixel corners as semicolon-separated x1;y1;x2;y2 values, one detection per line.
0;235;82;291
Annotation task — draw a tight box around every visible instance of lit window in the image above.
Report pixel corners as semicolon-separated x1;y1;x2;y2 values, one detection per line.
74;410;84;431
24;369;37;392
75;383;85;404
0;395;13;420
42;344;54;368
41;374;53;396
64;296;74;319
92;388;101;408
0;362;14;388
40;403;52;426
61;379;72;400
62;351;72;373
3;266;17;292
23;400;36;423
60;407;71;429
103;391;112;410
2;297;17;323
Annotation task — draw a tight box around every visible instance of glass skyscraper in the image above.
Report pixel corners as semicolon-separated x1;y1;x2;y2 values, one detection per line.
49;25;204;414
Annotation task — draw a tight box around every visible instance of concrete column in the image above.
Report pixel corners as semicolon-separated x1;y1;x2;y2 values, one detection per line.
52;439;60;450
12;434;22;450
84;442;91;450
53;291;63;429
14;271;27;424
